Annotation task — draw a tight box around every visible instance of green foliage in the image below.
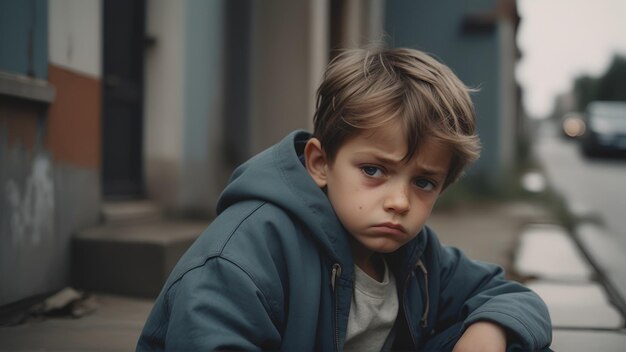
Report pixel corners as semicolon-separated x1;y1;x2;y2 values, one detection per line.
574;75;599;111
574;55;626;110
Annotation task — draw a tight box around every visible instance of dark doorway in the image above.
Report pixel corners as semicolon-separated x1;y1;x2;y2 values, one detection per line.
101;0;146;197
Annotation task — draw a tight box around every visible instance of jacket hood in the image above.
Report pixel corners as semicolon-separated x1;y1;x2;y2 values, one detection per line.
216;130;352;264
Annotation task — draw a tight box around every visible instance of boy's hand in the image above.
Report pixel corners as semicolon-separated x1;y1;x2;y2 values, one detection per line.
452;321;507;352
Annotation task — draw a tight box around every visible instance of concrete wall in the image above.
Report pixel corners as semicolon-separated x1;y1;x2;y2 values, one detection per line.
0;99;56;306
144;0;227;216
144;0;330;216
0;0;52;306
249;0;328;154
497;17;517;172
144;0;185;212
0;0;101;305
334;0;385;48
180;0;226;215
48;0;101;78
46;0;102;306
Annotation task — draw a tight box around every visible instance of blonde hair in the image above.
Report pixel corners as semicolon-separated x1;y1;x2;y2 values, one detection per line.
313;47;481;188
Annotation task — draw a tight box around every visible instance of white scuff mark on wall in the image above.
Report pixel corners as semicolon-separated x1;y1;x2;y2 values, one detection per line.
4;154;55;246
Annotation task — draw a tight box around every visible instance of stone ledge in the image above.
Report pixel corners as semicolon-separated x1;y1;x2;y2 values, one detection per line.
0;71;55;104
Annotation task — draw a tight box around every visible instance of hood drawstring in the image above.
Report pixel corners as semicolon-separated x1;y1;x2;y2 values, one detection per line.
415;259;429;328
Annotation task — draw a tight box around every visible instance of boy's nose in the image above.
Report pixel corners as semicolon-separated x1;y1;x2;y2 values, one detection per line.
383;185;410;214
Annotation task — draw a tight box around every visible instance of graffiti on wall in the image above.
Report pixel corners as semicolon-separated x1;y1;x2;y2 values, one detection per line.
4;154;55;246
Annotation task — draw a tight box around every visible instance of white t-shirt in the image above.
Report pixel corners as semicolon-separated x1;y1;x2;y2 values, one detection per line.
343;259;399;352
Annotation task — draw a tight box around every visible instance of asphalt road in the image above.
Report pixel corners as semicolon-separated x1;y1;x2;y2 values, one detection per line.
535;122;626;248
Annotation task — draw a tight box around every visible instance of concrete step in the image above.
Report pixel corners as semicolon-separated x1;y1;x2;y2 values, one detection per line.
101;200;163;224
72;220;207;298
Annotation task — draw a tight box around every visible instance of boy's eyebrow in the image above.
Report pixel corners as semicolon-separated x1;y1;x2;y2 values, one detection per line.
355;152;448;177
419;167;448;178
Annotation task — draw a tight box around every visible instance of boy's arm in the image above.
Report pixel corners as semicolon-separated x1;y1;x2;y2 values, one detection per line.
141;257;281;351
431;238;552;350
452;321;507;352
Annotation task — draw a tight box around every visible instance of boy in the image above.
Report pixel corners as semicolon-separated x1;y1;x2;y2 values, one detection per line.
137;47;552;351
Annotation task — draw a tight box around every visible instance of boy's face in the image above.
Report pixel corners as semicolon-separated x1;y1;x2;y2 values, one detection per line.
306;122;452;255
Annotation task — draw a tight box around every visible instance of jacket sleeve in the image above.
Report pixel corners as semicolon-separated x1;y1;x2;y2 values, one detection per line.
144;257;282;351
432;238;552;351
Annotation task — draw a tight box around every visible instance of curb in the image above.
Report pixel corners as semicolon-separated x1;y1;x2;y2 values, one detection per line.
574;222;626;319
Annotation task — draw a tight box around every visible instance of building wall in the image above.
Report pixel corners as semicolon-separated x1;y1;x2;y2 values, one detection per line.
0;97;56;306
497;17;517;172
385;0;514;182
143;0;227;216
0;0;51;306
0;0;48;79
249;0;328;154
46;0;102;304
180;0;226;215
48;0;101;78
0;0;450;305
144;0;330;217
144;0;185;212
0;0;102;306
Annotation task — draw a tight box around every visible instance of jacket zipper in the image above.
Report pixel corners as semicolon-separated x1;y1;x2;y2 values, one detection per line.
331;263;342;352
415;259;429;328
402;270;418;348
402;258;430;348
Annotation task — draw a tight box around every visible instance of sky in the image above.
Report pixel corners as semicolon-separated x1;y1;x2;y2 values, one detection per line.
516;0;626;119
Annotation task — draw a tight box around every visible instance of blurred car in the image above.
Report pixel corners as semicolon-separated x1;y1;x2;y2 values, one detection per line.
560;112;586;139
580;101;626;157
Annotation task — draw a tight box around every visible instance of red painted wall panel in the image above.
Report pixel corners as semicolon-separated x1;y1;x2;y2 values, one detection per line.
46;65;101;169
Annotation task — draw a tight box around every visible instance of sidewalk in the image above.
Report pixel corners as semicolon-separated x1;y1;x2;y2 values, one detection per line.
1;200;625;350
513;224;626;350
0;294;153;351
431;200;626;351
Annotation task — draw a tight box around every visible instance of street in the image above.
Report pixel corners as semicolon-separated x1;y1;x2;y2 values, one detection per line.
534;120;626;311
536;122;626;247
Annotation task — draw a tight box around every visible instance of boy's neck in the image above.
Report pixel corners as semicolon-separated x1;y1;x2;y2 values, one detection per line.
349;238;385;282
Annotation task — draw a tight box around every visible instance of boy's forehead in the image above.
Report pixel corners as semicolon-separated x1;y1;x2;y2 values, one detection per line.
351;124;409;155
345;125;453;172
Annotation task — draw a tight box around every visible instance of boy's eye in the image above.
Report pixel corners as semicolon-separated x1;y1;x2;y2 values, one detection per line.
414;178;436;191
361;166;383;177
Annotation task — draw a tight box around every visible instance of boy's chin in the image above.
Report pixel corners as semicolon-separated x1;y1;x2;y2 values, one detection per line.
363;241;405;254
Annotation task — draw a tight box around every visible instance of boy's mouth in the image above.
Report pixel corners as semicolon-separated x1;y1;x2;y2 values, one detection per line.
373;222;407;234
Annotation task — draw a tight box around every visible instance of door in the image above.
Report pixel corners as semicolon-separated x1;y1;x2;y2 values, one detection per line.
101;0;146;197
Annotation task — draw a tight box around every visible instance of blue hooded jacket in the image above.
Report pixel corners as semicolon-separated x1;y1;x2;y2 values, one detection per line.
137;130;552;351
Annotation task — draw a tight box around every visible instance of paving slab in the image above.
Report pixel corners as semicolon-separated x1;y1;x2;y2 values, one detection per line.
514;224;593;281
429;201;556;272
0;294;153;351
552;329;626;352
527;280;624;329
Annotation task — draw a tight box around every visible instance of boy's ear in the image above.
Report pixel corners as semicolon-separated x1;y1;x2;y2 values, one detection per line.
304;138;329;188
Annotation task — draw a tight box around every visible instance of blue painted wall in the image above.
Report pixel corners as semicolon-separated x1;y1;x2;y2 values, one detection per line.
0;0;48;78
385;0;500;177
